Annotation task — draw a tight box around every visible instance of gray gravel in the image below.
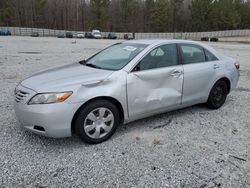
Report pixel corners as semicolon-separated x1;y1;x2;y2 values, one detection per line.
0;37;250;188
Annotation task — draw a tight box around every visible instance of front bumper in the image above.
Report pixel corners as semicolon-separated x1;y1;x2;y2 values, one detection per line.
14;84;81;138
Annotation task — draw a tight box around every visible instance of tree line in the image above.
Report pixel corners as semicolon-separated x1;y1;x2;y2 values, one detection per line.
0;0;250;32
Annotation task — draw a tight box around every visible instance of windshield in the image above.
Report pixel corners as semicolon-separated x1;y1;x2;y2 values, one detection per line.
86;43;148;70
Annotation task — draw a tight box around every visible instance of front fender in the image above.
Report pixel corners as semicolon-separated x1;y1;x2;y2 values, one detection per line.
66;70;129;121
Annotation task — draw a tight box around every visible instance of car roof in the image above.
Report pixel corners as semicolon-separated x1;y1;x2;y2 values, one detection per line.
123;39;230;61
123;39;204;46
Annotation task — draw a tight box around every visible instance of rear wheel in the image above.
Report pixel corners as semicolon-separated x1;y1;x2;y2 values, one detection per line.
75;100;120;144
206;80;228;109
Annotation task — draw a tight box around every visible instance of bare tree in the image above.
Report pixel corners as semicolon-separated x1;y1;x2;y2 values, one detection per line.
1;0;250;32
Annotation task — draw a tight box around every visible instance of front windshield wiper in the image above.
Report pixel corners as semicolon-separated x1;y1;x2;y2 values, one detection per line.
86;63;102;69
79;59;86;65
79;59;102;69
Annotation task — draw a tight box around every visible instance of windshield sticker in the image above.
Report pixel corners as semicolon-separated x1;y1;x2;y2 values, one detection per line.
123;46;137;52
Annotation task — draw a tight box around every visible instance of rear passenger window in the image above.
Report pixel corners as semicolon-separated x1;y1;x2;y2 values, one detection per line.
180;44;206;64
204;49;218;61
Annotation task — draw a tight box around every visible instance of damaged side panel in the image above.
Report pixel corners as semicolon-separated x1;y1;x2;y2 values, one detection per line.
73;71;129;121
127;66;183;119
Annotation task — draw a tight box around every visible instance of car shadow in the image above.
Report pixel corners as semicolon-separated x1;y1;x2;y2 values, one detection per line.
18;104;215;147
114;104;212;137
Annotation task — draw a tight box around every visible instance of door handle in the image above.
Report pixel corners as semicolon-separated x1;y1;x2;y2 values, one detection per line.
213;64;220;69
171;70;183;76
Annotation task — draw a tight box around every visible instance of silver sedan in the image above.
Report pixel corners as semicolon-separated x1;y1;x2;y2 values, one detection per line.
14;40;240;144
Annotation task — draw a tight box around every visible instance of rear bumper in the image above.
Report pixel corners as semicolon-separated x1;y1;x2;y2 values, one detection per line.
230;69;240;91
14;100;81;138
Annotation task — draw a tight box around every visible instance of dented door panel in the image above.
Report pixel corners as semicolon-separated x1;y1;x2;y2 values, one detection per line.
127;66;183;118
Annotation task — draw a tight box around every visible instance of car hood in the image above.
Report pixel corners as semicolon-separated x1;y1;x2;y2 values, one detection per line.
21;62;114;92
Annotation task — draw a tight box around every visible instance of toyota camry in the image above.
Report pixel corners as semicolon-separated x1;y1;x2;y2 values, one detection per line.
14;40;240;144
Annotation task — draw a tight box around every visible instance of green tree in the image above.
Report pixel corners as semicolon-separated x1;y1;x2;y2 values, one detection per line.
0;0;12;26
190;0;214;31
90;0;110;30
144;0;155;32
210;0;240;30
120;0;138;32
33;0;47;27
235;0;250;29
150;0;171;32
169;0;184;32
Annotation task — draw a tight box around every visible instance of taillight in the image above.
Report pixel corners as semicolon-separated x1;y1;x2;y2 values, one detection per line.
234;62;240;70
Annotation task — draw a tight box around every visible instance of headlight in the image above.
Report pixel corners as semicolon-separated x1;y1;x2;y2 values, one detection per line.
28;92;73;105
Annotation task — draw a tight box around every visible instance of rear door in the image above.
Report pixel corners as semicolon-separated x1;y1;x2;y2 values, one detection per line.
179;43;219;104
127;44;184;119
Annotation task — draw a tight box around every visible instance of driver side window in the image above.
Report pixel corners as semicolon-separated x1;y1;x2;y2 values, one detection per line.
135;44;178;71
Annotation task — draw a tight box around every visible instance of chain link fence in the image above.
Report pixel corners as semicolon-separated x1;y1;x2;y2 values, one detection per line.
135;30;250;39
0;27;131;39
0;27;250;39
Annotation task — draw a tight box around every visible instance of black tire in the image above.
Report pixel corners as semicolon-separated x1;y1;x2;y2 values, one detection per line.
75;99;120;144
206;80;228;109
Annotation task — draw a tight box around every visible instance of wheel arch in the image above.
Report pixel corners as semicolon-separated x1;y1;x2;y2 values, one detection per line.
71;96;125;134
217;77;231;94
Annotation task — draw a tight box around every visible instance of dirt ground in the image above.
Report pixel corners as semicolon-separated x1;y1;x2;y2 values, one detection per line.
0;36;249;187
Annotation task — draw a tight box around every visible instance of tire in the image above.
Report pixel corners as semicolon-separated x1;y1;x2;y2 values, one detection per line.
206;80;228;109
75;99;120;144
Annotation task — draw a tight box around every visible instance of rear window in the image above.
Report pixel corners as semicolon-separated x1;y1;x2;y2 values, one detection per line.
204;49;218;61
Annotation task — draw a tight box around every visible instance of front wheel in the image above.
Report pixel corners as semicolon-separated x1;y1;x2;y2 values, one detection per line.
75;100;120;144
206;80;228;109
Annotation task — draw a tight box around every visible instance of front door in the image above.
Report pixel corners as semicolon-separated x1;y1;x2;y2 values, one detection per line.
126;43;184;119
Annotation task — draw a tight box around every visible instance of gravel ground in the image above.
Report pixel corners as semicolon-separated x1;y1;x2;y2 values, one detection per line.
0;36;249;188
